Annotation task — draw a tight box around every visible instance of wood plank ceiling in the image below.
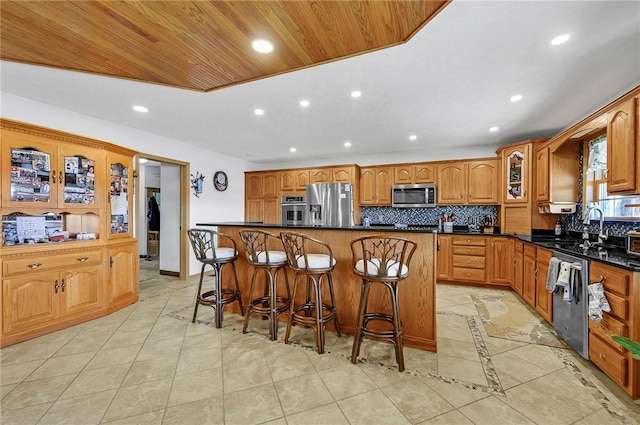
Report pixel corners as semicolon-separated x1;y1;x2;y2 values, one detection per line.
0;1;449;92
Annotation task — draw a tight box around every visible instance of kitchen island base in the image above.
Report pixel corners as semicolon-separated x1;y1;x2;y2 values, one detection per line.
215;225;437;352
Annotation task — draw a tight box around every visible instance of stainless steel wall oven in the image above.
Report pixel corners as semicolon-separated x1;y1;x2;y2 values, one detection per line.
281;195;306;225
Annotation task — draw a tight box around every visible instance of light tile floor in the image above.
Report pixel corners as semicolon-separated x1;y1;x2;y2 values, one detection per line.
1;260;639;425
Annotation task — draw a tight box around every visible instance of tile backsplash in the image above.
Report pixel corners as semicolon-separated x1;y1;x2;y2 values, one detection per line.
361;205;498;227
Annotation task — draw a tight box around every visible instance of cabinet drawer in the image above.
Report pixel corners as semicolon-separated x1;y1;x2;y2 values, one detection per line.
452;255;485;269
603;291;628;322
452;246;486;256
591;262;630;297
589;314;628;353
589;334;628;388
452;267;486;282
452;236;485;246
524;244;537;258
3;250;103;277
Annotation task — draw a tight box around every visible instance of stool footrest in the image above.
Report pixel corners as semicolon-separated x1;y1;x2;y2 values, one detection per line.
247;296;291;315
197;288;241;307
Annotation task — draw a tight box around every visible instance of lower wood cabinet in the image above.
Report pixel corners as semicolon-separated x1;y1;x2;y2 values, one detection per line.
488;237;511;285
2;248;107;344
588;261;639;399
108;243;139;311
451;235;486;282
436;235;451;280
521;243;552;323
1;242;138;347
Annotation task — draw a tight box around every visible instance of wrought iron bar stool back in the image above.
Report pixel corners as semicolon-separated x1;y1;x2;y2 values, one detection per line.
280;231;341;354
350;235;417;371
239;229;291;340
187;228;244;328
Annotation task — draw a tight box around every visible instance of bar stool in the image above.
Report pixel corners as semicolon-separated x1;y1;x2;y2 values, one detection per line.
187;228;244;328
350;235;417;371
239;229;291;340
280;231;341;354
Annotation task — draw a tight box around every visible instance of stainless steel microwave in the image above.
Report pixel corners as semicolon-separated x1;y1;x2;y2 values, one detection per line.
392;184;436;208
626;231;640;257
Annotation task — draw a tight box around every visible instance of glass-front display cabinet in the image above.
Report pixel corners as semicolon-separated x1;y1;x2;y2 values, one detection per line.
107;151;133;239
504;146;529;203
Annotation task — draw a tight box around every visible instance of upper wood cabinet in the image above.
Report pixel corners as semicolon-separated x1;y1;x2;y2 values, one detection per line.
281;169;309;192
436;162;467;205
393;163;435;185
503;144;530;204
245;171;279;198
535;146;550;202
360;166;391;205
436;160;498;205
468;159;499;204
606;97;637;194
310;168;332;183
332;165;357;183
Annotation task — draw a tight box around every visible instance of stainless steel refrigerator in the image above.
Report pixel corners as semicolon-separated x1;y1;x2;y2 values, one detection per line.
305;183;354;227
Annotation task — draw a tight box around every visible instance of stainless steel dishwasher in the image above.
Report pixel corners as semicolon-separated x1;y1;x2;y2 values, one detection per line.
551;250;590;359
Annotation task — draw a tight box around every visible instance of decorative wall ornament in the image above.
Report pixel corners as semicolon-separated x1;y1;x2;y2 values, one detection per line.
190;172;205;197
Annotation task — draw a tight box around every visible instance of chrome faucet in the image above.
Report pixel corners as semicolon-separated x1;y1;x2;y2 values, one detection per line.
583;204;607;245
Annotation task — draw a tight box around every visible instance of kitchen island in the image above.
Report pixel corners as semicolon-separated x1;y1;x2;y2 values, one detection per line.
196;222;438;351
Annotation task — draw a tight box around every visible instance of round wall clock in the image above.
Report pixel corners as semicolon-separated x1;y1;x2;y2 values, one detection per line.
214;171;228;191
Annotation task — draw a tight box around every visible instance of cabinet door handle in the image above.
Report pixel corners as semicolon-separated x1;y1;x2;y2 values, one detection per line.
54;280;59;293
513;257;517;264
110;256;114;267
61;279;65;292
28;263;43;269
77;257;89;262
598;353;606;359
59;170;63;182
52;170;56;184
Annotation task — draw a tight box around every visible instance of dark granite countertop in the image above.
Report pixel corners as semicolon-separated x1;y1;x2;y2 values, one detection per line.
197;222;640;271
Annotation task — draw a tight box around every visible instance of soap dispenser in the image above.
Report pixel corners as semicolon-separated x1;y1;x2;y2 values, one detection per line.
555;218;562;236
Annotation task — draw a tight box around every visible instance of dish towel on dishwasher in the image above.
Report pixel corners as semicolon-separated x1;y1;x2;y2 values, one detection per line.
563;267;577;302
556;261;571;287
546;257;562;291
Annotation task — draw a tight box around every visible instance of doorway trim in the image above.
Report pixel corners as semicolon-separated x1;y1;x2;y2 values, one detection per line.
136;154;189;281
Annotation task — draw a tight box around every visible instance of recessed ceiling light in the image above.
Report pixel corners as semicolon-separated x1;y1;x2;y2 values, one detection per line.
251;39;273;53
133;105;148;112
351;90;362;98
254;109;264;116
490;126;499;132
300;100;310;107
551;34;570;45
510;95;522;102
344;141;351;147
409;135;417;141
290;147;296;152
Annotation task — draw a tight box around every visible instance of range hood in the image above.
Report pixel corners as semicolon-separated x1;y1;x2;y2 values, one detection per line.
538;202;577;214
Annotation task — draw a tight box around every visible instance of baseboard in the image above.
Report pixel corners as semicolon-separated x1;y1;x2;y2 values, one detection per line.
160;270;180;277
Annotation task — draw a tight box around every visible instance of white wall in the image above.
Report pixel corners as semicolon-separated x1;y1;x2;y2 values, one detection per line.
2;92;254;276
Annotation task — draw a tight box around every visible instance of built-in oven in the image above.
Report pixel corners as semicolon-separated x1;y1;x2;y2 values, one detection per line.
281;195;306;225
551;250;590;359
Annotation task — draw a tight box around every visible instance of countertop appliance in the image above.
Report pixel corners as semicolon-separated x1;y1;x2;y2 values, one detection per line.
306;183;354;227
551;250;590;359
392;184;436;208
281;195;306;226
626;230;640;256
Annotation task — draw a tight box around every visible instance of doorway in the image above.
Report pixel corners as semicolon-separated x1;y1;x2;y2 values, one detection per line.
137;155;189;281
